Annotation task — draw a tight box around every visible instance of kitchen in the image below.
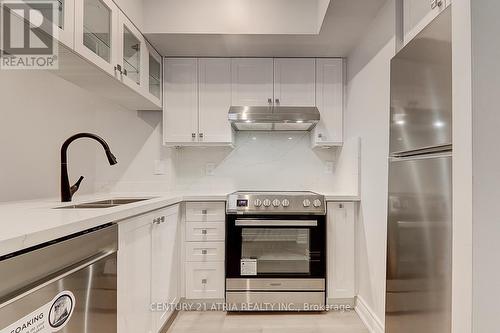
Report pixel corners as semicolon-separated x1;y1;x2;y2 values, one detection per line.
0;0;497;332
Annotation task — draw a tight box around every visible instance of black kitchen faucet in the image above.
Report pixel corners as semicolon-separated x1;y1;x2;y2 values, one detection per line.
60;133;117;202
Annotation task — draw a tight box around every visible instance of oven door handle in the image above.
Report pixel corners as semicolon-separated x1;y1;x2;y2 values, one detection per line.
235;219;318;227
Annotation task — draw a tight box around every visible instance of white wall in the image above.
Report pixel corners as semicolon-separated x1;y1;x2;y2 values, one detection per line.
0;71;98;201
114;0;144;31
93;109;174;193
345;0;395;329
0;71;168;202
470;0;500;331
451;1;473;332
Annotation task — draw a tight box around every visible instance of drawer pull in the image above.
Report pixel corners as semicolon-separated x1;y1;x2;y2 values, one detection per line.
201;279;207;284
201;229;208;235
201;209;208;215
201;249;208;255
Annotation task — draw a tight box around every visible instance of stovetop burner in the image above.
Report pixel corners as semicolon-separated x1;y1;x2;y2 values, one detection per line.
226;191;326;215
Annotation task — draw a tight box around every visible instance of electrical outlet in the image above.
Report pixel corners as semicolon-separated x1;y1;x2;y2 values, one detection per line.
324;161;334;174
154;160;167;175
205;163;216;176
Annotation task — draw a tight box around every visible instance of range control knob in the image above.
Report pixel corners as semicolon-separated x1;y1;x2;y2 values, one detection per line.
303;199;311;207
272;199;281;207
254;199;262;207
313;199;322;208
263;199;271;207
282;199;290;207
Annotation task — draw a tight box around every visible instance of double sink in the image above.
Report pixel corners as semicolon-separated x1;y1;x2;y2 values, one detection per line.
56;197;153;209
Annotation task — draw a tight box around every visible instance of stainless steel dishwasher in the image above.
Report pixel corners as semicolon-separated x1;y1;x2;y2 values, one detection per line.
0;223;118;333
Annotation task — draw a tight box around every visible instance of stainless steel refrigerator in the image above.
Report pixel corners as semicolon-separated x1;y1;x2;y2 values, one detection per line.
386;7;452;333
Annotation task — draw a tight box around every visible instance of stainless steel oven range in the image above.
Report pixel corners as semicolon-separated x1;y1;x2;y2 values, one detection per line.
225;191;326;311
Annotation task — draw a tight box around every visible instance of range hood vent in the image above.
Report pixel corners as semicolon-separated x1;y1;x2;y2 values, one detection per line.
228;106;320;131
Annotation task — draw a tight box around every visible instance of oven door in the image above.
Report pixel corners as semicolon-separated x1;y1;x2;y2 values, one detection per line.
226;215;326;279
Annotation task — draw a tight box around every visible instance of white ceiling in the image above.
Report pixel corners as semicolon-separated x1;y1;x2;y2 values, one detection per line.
144;0;388;57
143;0;331;35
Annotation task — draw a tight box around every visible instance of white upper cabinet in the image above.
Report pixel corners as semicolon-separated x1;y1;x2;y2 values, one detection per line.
274;58;316;107
74;0;119;76
116;12;147;94
58;0;75;48
312;58;344;147
164;58;233;146
146;43;163;105
53;0;163;110
41;0;75;48
231;58;274;106
198;58;233;144
164;57;344;147
403;0;451;45
164;58;199;143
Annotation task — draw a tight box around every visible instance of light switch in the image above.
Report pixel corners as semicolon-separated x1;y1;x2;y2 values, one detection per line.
205;163;216;176
154;160;167;175
324;161;334;174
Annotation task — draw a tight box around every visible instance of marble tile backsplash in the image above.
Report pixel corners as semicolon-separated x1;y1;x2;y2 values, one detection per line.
170;131;359;195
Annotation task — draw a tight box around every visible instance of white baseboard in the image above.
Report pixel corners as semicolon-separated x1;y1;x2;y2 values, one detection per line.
327;297;355;307
355;296;384;333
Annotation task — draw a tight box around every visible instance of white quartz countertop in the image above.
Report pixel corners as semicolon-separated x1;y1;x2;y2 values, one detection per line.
0;192;359;257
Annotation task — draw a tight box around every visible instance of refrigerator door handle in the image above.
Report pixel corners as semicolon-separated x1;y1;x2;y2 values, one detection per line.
390;144;452;159
389;151;452;162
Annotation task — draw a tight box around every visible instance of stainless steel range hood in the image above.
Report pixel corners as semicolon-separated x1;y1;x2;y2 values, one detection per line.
228;106;320;131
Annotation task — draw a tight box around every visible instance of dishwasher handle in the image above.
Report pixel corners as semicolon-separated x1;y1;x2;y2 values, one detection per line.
0;223;117;304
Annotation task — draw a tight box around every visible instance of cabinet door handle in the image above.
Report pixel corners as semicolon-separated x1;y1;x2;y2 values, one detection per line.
275;98;280;105
201;229;208;235
160;216;165;223
268;98;273;105
199;133;204;139
114;64;123;75
152;218;160;225
318;133;323;139
201;209;208;215
201;249;208;255
192;133;196;139
201;279;207;284
431;0;443;9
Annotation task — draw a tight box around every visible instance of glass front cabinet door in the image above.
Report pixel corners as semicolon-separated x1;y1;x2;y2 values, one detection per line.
23;0;75;48
116;13;147;92
146;42;162;105
74;0;119;76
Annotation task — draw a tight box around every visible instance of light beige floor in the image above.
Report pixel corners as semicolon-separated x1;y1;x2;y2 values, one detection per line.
164;311;369;333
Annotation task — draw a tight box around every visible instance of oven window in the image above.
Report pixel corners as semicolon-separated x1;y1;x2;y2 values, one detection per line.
241;228;310;274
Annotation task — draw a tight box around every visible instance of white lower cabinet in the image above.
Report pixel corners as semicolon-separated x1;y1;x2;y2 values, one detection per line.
185;242;225;262
185;222;225;242
151;206;181;332
183;202;225;301
327;202;356;302
118;213;153;333
185;262;225;299
118;204;180;333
